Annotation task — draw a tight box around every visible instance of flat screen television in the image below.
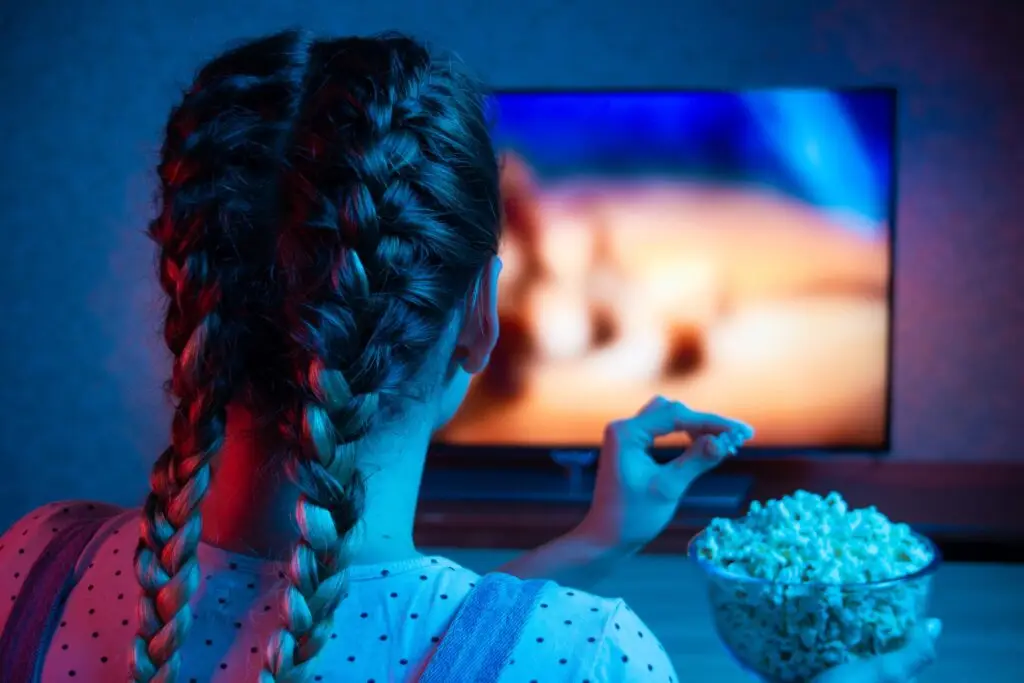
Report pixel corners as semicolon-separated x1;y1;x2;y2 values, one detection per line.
430;88;897;471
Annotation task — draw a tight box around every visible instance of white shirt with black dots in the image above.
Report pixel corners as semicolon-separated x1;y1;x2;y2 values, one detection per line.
0;501;680;682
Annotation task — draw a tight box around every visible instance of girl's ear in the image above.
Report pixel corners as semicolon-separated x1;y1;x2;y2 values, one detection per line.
454;256;502;374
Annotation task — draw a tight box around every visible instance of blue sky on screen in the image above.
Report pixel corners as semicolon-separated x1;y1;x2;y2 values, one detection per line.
492;90;895;234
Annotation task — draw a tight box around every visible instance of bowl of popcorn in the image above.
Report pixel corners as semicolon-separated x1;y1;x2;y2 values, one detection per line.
687;490;940;683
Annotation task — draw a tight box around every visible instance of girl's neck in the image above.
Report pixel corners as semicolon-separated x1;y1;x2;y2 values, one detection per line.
199;404;428;566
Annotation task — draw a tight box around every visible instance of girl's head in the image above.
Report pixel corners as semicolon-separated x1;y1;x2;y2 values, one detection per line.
135;30;501;682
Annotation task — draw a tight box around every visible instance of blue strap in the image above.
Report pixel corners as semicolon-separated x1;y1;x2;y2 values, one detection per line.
419;572;550;683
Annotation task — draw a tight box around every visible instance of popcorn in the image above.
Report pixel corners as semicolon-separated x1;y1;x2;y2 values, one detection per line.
692;491;936;682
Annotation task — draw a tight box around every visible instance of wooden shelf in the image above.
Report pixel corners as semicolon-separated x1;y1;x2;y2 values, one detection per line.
414;458;1024;562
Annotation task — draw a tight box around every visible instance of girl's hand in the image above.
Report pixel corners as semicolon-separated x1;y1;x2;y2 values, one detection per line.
577;396;754;551
814;620;942;683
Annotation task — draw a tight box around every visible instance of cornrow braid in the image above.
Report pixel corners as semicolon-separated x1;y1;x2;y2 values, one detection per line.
261;35;501;682
133;32;311;683
141;29;500;683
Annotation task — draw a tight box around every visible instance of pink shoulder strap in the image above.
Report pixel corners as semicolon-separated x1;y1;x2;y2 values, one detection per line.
0;503;123;683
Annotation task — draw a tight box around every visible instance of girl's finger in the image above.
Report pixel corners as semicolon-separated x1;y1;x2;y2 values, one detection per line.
656;435;732;500
631;397;753;440
813;620;941;683
875;620;940;679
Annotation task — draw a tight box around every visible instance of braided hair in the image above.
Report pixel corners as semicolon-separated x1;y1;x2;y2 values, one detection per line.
135;30;501;683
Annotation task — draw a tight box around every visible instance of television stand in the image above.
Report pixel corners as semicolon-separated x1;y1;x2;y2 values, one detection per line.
420;466;753;514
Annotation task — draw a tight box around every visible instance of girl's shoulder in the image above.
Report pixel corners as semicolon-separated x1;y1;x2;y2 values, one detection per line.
478;576;679;682
1;499;124;558
0;500;129;629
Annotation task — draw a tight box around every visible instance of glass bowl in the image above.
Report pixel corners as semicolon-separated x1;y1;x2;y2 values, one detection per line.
687;530;941;683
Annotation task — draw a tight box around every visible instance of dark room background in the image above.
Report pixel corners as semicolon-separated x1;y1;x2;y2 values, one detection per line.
0;0;1021;528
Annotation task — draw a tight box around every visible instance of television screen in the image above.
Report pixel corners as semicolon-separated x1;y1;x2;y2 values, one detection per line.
435;89;896;451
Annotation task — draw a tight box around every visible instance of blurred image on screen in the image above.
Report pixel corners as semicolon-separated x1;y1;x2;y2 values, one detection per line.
435;89;895;450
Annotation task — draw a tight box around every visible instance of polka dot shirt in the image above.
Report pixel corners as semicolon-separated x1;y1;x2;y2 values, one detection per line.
1;502;679;682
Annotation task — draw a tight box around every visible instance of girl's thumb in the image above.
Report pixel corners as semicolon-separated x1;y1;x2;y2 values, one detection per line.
659;435;728;499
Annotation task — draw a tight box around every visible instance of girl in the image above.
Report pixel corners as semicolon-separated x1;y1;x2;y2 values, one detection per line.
0;30;937;683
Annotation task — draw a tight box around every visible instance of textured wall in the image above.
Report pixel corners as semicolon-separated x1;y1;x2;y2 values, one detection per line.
0;0;1021;526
